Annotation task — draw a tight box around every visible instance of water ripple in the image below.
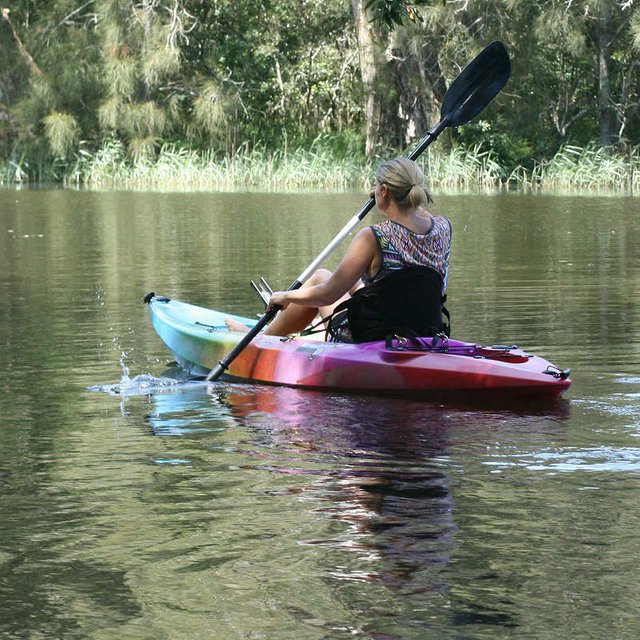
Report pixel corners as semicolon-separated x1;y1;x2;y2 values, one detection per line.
484;446;640;473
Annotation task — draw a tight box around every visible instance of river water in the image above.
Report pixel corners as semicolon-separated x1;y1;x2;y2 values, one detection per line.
1;187;639;639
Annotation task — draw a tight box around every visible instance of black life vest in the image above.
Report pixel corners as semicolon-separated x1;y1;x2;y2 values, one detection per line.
328;265;450;343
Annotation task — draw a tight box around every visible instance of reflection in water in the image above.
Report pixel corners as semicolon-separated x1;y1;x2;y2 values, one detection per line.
483;446;640;473
224;386;456;598
146;382;571;635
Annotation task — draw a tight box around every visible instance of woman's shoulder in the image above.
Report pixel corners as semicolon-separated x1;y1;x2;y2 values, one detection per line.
353;225;381;249
368;219;391;238
431;215;452;233
370;218;391;230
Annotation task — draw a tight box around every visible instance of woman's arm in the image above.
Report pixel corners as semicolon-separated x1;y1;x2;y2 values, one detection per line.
269;228;378;309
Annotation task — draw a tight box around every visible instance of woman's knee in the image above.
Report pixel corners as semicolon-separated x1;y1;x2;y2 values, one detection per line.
306;268;332;286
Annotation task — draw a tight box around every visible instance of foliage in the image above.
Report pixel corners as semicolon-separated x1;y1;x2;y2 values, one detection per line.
0;0;639;189
364;0;432;28
43;111;79;158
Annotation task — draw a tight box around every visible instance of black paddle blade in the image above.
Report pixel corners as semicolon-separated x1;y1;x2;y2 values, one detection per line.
441;41;511;127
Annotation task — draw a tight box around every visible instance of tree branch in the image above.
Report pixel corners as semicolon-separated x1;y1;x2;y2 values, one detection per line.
1;7;44;76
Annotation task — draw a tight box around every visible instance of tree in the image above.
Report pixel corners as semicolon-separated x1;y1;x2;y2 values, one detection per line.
2;0;639;177
352;0;385;156
184;0;361;152
0;0;362;163
546;0;637;146
363;0;640;156
0;2;104;168
355;0;511;157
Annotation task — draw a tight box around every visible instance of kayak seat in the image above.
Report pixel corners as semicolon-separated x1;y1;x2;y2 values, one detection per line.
327;266;450;343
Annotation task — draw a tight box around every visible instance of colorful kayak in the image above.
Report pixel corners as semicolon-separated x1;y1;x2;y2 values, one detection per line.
145;294;571;401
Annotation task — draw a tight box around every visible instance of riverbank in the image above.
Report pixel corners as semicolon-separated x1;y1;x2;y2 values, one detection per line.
1;141;638;193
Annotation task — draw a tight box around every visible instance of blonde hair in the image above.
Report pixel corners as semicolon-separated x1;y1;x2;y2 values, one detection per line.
375;157;433;208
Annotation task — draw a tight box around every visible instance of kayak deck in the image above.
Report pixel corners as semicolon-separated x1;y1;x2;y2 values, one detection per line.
146;294;571;401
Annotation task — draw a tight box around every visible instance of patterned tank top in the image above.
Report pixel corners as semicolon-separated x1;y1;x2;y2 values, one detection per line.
366;217;452;291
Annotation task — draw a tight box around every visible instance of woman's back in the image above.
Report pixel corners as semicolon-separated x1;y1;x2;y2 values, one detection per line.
367;217;452;289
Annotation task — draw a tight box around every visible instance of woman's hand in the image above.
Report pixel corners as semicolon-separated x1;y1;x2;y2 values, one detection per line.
268;291;290;311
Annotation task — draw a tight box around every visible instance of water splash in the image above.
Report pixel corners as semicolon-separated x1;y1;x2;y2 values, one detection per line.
89;373;184;396
119;350;131;384
88;350;189;396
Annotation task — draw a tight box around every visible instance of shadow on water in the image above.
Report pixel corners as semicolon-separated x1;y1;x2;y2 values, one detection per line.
144;380;571;636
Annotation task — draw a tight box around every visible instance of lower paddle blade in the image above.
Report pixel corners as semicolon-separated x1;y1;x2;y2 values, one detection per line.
441;41;511;127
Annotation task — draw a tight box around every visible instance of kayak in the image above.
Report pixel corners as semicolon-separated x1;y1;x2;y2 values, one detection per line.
145;293;571;401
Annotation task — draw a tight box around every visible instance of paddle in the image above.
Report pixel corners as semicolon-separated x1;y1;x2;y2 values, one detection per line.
206;40;511;382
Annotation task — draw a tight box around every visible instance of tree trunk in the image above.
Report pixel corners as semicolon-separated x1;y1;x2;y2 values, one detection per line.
387;30;445;147
352;3;448;155
352;0;381;157
351;0;402;155
592;0;616;146
1;7;43;76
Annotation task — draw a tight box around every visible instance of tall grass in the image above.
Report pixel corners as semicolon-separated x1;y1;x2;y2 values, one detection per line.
5;140;639;192
424;144;504;192
0;159;30;184
68;139;374;191
523;145;640;192
66;139;508;192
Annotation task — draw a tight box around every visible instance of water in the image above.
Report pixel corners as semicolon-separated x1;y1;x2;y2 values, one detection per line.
1;187;640;639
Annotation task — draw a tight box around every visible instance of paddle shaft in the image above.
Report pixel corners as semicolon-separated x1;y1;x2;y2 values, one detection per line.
205;120;449;382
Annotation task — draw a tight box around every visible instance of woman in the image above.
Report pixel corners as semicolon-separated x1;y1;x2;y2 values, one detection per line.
228;157;452;342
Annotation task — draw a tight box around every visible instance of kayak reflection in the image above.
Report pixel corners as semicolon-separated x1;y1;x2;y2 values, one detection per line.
146;383;568;604
147;384;456;592
238;388;458;593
